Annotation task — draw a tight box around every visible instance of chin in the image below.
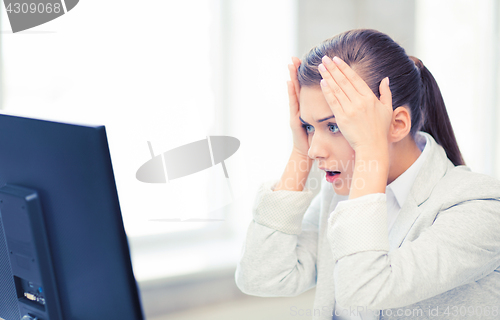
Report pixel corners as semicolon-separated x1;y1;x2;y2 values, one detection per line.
334;189;350;196
332;182;350;196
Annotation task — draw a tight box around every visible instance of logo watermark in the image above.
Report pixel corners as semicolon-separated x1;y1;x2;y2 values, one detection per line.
136;136;240;222
274;157;381;191
3;0;79;33
288;304;499;318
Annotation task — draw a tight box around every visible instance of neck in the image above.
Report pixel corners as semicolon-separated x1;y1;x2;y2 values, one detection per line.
387;135;422;185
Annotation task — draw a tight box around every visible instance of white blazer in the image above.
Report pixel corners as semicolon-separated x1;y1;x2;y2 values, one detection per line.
235;131;500;320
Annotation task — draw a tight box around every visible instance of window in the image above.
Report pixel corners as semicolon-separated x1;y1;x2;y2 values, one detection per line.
1;0;298;282
415;0;499;177
1;0;223;237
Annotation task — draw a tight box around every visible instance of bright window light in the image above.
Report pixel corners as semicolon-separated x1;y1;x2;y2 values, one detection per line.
1;0;221;237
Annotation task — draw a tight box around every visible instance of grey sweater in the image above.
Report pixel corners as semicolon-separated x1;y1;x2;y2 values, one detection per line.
235;132;500;320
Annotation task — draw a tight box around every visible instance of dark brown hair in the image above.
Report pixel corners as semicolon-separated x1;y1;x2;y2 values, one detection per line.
297;29;465;166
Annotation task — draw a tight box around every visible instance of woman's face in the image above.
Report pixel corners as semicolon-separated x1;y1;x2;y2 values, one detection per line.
299;85;355;196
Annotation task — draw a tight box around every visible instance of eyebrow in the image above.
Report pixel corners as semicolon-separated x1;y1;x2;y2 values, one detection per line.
299;115;335;124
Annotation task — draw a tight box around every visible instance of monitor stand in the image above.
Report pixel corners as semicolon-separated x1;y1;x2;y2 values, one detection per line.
0;185;62;320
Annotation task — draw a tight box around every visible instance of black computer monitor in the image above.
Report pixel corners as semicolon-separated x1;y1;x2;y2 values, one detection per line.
0;113;144;320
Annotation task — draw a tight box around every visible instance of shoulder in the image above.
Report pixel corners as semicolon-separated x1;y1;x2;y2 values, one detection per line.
432;164;500;209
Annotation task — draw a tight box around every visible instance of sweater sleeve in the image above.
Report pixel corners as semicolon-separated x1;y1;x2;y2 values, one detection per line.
327;193;500;310
235;179;319;297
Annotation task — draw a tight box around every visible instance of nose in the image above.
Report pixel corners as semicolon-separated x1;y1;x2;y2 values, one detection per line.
307;133;328;160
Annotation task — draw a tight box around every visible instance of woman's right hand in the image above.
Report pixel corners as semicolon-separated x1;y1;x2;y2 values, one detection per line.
274;57;314;192
287;57;310;159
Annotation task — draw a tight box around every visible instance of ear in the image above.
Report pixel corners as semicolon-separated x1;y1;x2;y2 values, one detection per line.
388;105;412;143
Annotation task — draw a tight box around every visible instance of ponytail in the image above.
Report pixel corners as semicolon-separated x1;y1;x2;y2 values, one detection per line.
410;57;465;166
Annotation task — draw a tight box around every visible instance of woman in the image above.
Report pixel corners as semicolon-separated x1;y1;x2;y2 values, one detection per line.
235;29;500;320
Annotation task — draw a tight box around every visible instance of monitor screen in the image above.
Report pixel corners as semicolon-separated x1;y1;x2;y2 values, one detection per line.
0;113;144;320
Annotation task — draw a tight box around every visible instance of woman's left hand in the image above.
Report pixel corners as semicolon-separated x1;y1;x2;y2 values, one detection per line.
317;55;393;153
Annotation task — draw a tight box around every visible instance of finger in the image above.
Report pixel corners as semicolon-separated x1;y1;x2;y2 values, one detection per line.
291;57;302;97
379;77;392;107
331;56;373;96
288;64;300;101
321;56;358;101
318;63;350;107
287;80;299;118
291;56;301;68
289;59;301;100
320;78;344;117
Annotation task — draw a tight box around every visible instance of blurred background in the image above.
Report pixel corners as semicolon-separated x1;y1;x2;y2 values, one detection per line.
1;0;499;319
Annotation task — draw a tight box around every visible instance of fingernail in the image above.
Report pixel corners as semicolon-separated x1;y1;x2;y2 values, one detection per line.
385;77;390;86
322;55;332;65
333;56;341;65
318;64;327;72
320;79;328;87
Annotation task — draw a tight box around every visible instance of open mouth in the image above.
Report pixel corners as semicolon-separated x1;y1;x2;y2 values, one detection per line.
326;171;341;177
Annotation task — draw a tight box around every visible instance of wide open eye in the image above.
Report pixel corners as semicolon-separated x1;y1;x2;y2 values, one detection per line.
328;124;340;134
301;124;314;134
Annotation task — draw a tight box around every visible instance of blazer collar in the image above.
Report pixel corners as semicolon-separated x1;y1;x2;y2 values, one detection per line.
410;131;452;205
388;131;453;251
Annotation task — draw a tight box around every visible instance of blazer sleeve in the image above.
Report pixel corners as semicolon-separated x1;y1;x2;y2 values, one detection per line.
327;193;500;310
235;179;320;297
